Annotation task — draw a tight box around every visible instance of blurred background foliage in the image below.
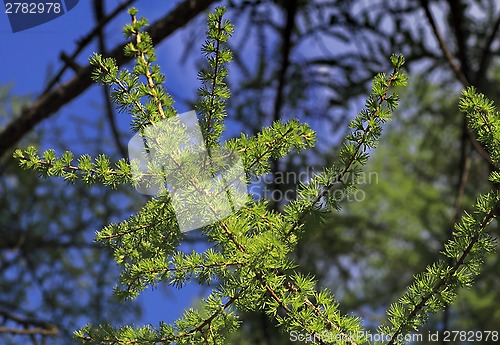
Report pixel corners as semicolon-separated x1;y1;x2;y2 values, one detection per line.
1;0;499;344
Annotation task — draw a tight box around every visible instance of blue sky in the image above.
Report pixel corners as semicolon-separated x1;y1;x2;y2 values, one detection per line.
0;0;365;337
1;1;195;96
1;0;211;331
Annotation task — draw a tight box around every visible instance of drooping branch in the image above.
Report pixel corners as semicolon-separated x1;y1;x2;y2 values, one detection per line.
0;0;218;158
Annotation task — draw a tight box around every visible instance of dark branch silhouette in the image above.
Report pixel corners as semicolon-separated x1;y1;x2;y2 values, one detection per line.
93;0;127;158
0;0;218;157
42;0;138;95
0;307;58;337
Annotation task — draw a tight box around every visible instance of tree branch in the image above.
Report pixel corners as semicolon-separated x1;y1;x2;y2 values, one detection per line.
420;0;469;86
475;11;500;85
93;0;127;158
272;1;298;123
270;0;299;211
42;0;137;95
0;0;218;158
420;0;497;171
445;0;470;79
0;308;58;337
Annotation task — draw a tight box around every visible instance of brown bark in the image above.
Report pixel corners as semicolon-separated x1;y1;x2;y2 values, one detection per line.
0;0;218;157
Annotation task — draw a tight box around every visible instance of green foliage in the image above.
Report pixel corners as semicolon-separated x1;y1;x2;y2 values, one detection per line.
91;7;176;134
460;86;500;164
14;6;499;345
196;7;234;149
1;86;140;345
376;87;500;345
13;147;132;187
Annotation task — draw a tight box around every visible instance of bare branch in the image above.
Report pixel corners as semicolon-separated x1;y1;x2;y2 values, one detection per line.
0;308;58;337
93;0;127;158
420;0;470;86
42;0;137;95
446;0;471;80
0;0;218;158
476;11;500;85
270;1;299;211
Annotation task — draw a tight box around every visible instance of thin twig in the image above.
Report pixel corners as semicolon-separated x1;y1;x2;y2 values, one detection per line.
42;0;137;95
93;0;128;158
445;0;470;81
0;0;218;157
420;0;497;171
420;0;469;86
0;307;58;337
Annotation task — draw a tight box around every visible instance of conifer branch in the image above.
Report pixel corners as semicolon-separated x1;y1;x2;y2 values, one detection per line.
0;0;217;157
208;215;362;345
203;14;223;145
123;259;245;294
89;54;153;128
229;119;316;176
17;5;499;345
173;289;244;340
0;308;59;337
255;271;360;345
383;202;497;345
100;216;164;240
460;86;500;162
130;11;166;120
87;178;174;254
204;204;365;344
379;87;500;345
13;148;134;188
284;55;407;239
16;9;407;343
77;288;245;344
